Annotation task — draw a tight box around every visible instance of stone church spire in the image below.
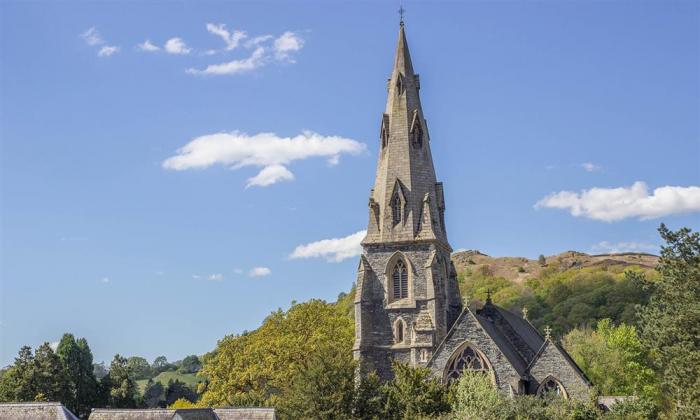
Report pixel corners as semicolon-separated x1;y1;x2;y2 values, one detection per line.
364;23;448;249
354;22;462;381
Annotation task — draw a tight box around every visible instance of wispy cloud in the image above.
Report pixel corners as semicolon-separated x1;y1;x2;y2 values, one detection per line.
249;267;271;277
188;31;304;76
535;181;700;222
245;35;273;48
186;47;266;76
591;241;657;254
162;130;365;188
100;277;110;284
290;230;366;263
580;162;602;172
81;27;104;46
208;273;224;281
164;37;192;55
81;27;119;57
137;40;160;52
273;31;304;62
98;46;119;57
206;23;246;51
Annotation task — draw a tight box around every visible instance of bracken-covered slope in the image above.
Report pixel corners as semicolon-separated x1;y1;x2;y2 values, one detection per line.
452;250;658;285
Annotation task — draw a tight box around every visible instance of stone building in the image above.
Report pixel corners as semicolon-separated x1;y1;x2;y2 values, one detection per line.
0;402;80;420
353;21;592;400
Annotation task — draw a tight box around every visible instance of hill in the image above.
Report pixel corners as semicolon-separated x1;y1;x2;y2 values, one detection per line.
452;250;658;285
450;251;658;337
136;371;206;393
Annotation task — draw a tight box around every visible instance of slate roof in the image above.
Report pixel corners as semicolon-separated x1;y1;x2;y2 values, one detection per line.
88;408;276;420
0;402;80;420
473;300;546;374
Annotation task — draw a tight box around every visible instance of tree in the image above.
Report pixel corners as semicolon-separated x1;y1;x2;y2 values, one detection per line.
33;343;71;405
165;379;197;406
143;379;165;408
380;362;450;419
93;362;108;380
635;224;700;418
199;300;354;409
152;356;170;374
562;319;659;401
56;334;99;418
539;254;547;266
126;356;152;380
107;354;138;408
178;355;202;374
0;346;36;402
277;353;356;420
352;372;384;419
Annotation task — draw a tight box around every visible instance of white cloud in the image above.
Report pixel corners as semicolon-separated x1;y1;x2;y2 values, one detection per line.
233;268;243;274
273;31;304;61
138;40;160;52
100;277;110;283
206;23;247;50
98;45;119;57
245;34;273;48
591;241;658;254
249;267;271;277
81;27;104;46
290;230;366;263
581;162;602;172
246;164;294;188
535;181;700;222
192;275;201;280
162;130;365;187
164;37;192;55
186;47;266;75
208;273;224;281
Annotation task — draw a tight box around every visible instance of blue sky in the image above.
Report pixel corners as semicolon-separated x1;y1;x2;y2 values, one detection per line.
1;1;698;366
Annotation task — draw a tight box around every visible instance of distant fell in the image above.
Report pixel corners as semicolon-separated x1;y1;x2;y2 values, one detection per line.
452;250;658;285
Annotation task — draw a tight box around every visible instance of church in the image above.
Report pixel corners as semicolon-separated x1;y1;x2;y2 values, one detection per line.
352;21;592;400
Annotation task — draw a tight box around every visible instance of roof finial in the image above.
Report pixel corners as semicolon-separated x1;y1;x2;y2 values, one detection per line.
544;325;552;340
398;5;405;26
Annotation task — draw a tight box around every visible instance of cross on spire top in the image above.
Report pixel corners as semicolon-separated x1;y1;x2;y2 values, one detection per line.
544;325;552;340
398;5;405;26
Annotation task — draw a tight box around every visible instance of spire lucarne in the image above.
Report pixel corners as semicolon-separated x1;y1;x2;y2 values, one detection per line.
354;23;463;380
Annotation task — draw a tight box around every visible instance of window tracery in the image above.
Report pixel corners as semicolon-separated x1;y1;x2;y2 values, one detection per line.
445;344;491;382
392;260;408;299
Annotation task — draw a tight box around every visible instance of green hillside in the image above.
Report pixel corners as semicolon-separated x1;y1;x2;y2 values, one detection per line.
136;371;206;393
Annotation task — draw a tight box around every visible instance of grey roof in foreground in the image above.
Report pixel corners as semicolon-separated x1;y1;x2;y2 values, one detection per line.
89;407;276;420
0;402;80;420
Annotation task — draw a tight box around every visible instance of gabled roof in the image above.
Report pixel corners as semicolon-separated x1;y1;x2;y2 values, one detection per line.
0;402;79;420
89;407;276;420
526;339;591;385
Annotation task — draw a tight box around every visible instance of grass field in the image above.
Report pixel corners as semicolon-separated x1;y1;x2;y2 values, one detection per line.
136;371;206;393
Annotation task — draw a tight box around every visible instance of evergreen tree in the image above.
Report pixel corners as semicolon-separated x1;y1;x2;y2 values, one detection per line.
0;346;37;401
33;343;71;404
635;224;700;418
380;362;450;419
107;354;138;408
143;379;165;408
56;334;99;418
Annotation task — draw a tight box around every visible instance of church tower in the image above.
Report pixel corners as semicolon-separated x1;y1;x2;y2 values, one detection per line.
353;21;463;380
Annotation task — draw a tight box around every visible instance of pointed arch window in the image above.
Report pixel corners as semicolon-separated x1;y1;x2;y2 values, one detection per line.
445;344;491;383
394;319;405;344
411;121;423;149
391;192;402;225
392;260;408;299
395;73;404;95
537;377;567;398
